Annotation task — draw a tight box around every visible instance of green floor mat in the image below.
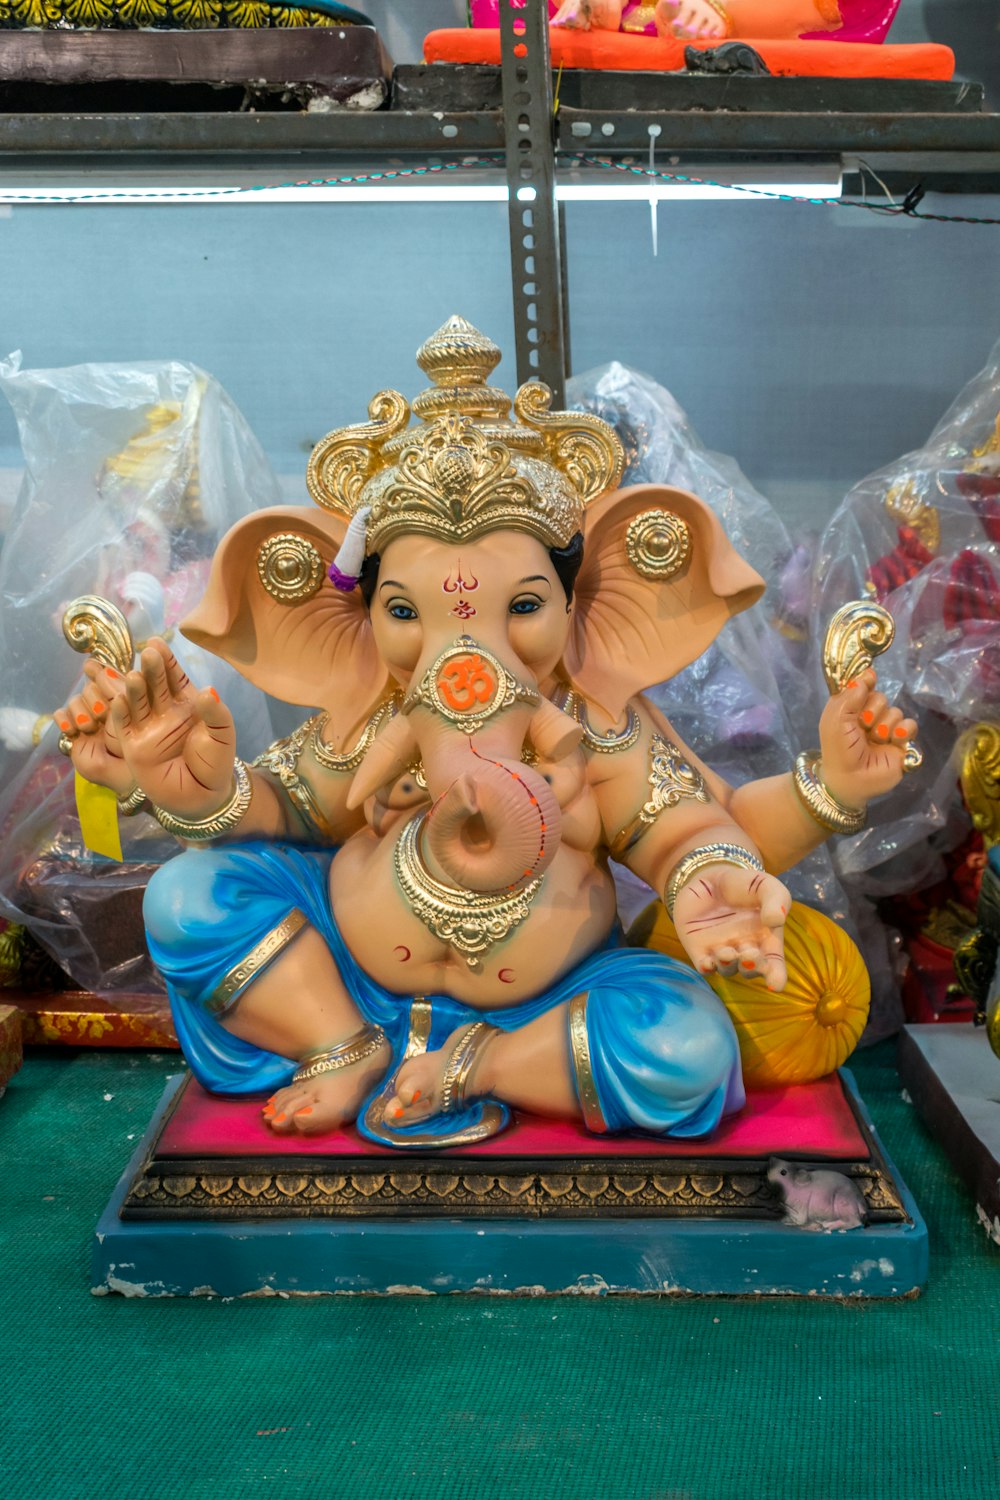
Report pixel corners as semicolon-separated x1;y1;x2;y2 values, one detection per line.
1;1043;998;1500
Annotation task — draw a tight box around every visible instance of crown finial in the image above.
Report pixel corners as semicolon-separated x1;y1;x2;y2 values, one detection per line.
412;316;511;426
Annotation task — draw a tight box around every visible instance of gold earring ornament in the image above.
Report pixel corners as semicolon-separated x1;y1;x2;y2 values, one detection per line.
256;533;325;605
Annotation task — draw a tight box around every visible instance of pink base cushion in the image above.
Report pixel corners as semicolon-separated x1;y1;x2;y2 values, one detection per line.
157;1072;869;1161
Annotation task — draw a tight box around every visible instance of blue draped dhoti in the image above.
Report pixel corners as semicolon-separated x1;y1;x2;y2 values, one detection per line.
144;841;745;1146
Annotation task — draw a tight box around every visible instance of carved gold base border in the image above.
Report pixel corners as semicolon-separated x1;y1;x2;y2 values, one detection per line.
122;1158;907;1223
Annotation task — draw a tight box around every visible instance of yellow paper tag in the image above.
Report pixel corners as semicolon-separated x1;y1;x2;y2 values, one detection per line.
75;774;123;863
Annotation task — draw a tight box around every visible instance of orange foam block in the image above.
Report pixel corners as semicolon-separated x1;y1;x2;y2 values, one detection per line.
423;28;955;81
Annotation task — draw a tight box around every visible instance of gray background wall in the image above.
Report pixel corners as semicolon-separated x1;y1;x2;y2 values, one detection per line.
1;0;998;533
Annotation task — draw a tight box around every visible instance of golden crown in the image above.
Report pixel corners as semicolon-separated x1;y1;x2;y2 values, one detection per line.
305;316;624;554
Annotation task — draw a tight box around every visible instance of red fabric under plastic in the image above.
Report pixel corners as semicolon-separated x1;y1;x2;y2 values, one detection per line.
423;27;954;81
157;1071;869;1160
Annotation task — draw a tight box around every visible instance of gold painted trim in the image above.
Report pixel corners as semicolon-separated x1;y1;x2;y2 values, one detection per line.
393;812;541;967
121;1161;907;1222
568;993;607;1134
204;908;308;1016
362;997;508;1150
609;733;709;860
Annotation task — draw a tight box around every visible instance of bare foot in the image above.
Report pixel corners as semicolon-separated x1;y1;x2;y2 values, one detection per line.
383;1023;498;1128
262;1036;392;1136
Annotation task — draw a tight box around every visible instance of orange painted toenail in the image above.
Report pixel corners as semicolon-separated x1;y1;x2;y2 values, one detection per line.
740;960;755;969
894;725;909;739
412;1090;422;1103
875;724;890;741
92;701;105;714
273;1113;286;1124
394;1108;404;1119
861;709;874;726
76;714;89;725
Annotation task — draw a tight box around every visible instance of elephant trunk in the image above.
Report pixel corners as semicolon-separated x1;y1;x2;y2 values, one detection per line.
424;749;561;893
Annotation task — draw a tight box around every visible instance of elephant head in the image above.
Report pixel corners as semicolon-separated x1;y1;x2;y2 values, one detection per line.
180;318;763;894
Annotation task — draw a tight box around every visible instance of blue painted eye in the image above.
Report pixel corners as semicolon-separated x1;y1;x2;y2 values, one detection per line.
388;603;418;621
509;598;541;615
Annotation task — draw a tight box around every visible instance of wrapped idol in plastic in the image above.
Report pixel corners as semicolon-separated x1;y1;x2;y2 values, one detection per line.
0;359;285;996
814;337;1000;1021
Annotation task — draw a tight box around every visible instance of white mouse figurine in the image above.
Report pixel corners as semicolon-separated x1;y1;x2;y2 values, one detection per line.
767;1158;869;1231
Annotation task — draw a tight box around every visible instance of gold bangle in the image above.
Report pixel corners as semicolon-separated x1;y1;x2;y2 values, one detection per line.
292;1024;388;1084
152;758;253;843
664;841;764;919
792;751;866;836
116;784;149;818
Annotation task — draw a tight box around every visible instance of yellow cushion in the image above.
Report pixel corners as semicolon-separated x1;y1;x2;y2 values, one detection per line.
628;899;870;1088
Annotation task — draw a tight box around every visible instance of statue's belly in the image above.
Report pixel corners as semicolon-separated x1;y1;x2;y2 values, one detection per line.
330;831;619;1008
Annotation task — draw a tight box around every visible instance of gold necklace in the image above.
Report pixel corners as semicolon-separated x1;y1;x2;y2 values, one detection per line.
558;686;641;755
309;694;401;773
393;812;541;969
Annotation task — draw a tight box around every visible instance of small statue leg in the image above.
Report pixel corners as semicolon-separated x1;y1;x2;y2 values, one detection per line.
220;926;391;1135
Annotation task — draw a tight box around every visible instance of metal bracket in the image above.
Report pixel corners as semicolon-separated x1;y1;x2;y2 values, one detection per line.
499;0;569;404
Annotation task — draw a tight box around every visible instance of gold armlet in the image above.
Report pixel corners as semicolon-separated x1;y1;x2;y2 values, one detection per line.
609;732;709;861
664;842;764;919
116;784;149;818
152;759;253;843
293;1024;388;1084
252;718;337;840
792;751;866;836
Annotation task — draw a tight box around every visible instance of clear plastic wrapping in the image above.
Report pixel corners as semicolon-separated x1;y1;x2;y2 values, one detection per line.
0;357;287;994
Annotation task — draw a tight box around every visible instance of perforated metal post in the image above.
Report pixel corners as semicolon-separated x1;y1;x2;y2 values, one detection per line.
499;0;569;405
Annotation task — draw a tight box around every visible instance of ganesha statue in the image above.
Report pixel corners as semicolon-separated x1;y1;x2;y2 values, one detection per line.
54;318;917;1149
474;1;902;45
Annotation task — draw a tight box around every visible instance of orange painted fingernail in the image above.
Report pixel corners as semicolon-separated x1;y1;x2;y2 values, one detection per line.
106;668;120;679
846;678;858;688
412;1090;422;1103
296;1107;313;1117
875;724;889;741
894;725;909;739
208;687;219;702
273;1113;286;1124
92;700;105;714
393;1108;404;1119
58;718;70;731
740;960;755;970
861;709;874;726
76;713;90;725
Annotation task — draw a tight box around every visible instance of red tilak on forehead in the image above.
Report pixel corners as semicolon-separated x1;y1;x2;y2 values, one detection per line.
442;562;480;595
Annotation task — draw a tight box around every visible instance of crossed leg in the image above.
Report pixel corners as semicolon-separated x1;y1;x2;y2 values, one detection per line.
384;1000;582;1127
220;924;391;1136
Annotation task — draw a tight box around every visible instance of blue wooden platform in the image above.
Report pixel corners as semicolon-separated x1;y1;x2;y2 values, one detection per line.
92;1072;928;1298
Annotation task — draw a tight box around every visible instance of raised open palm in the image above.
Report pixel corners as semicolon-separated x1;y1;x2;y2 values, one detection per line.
110;645;235;820
674;863;790;992
818;669;918;809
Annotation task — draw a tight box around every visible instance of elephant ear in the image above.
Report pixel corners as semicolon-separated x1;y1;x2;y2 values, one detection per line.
181;506;391;749
563;483;765;721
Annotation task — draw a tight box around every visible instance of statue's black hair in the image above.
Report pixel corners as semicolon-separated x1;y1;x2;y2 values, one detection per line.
358;530;585;608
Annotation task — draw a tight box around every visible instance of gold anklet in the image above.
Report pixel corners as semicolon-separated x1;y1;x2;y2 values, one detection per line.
439;1021;498;1114
393;812;541;967
665;841;763;918
292;1023;387;1084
